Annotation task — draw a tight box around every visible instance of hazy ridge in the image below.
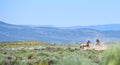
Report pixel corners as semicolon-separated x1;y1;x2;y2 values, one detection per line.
0;21;120;43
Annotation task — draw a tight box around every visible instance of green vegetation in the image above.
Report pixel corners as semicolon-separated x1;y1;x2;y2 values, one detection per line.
0;41;119;65
100;43;120;65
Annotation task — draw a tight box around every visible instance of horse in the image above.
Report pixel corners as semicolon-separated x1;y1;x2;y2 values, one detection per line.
80;40;91;49
95;39;102;47
93;39;106;51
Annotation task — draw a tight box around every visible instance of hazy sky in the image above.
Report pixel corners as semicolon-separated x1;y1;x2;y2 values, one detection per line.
0;0;120;27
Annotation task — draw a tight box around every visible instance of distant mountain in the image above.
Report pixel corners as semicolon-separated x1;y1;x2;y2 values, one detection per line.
64;24;120;31
0;21;120;43
0;21;7;25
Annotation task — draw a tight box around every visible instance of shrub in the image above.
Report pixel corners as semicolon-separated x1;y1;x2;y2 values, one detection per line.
100;43;120;65
56;55;96;65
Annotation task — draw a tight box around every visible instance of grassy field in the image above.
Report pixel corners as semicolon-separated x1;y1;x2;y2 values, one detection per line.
0;41;120;65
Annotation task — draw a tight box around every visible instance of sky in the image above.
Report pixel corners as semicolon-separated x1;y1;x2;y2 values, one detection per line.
0;0;120;27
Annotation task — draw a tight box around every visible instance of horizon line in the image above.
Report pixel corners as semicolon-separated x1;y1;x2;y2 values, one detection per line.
1;20;120;27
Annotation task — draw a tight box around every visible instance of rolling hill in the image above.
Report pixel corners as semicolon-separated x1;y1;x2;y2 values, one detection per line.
63;24;120;31
0;21;120;43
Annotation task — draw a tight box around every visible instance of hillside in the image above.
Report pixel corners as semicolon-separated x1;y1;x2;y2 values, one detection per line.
0;21;120;43
63;24;120;31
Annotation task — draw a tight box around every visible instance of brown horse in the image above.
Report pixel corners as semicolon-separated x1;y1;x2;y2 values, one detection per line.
80;40;91;49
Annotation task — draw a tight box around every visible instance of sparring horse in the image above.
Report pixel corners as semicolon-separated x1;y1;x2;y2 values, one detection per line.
95;39;102;47
80;40;91;49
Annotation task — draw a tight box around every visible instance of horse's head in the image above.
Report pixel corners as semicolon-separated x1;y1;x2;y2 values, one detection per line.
96;39;100;43
87;40;91;44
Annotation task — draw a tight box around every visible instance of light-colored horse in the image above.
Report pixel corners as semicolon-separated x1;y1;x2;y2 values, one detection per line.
93;39;106;51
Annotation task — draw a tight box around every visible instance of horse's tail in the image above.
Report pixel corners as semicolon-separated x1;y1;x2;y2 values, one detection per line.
80;44;83;48
80;46;82;48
